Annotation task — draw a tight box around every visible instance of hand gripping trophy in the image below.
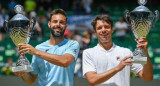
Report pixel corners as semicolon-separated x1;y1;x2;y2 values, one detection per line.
124;0;159;64
4;5;36;72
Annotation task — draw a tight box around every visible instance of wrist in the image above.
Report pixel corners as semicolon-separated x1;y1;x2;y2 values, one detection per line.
114;67;120;72
34;49;39;55
21;72;26;78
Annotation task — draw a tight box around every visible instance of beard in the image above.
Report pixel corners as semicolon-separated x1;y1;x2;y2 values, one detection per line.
50;26;65;37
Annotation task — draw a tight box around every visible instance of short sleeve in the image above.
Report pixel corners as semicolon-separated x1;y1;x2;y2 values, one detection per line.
82;50;96;76
64;41;80;60
30;55;39;74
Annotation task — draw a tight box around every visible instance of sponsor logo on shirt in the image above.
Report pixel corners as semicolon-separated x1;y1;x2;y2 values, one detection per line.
73;49;77;54
45;49;49;52
117;56;121;61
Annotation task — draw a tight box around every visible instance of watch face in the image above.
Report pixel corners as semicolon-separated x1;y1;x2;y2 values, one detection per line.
14;5;24;14
138;0;147;6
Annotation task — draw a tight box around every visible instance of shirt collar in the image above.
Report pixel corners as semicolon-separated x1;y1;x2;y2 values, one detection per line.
47;39;68;47
97;43;116;53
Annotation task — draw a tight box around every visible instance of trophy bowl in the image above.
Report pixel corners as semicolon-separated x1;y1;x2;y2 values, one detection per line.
124;0;159;64
3;5;36;72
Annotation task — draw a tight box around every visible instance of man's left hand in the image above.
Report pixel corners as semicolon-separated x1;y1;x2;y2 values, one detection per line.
136;36;148;52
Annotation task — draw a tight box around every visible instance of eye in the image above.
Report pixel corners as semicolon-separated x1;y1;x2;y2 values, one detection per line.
104;25;110;29
60;21;66;25
97;26;102;30
52;20;57;23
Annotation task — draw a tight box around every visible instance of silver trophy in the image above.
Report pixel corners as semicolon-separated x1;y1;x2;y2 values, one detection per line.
4;5;36;72
124;0;159;64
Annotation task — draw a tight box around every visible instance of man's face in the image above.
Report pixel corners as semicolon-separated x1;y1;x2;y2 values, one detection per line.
95;20;113;43
48;14;67;37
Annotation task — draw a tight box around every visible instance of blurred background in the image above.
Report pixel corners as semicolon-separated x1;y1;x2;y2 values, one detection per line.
0;0;160;86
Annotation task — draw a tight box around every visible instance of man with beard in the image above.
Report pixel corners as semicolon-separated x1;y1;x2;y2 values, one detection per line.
82;15;153;86
14;9;80;86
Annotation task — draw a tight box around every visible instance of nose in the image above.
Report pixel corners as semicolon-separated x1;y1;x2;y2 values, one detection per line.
101;27;106;32
55;21;61;26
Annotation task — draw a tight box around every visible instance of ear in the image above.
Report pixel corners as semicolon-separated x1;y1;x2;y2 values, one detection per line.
93;29;96;33
66;24;68;28
94;29;97;35
48;21;51;28
111;28;114;33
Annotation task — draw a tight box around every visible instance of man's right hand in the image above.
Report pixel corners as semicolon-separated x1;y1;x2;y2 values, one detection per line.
115;56;134;72
14;72;26;77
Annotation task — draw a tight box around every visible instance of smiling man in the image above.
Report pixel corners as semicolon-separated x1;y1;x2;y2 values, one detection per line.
14;9;80;86
82;15;153;86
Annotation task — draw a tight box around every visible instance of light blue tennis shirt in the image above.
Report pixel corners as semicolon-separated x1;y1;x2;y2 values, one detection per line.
31;39;80;86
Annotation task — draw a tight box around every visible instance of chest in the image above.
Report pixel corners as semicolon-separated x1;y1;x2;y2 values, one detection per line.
36;46;68;69
41;45;68;55
92;50;128;73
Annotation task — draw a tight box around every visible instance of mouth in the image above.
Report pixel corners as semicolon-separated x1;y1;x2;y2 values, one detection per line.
55;28;61;31
100;34;108;37
53;27;62;32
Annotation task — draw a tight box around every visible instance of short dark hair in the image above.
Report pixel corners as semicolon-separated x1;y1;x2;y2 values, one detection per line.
91;15;113;30
50;9;67;21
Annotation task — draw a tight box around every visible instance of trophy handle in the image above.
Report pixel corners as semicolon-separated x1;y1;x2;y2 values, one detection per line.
29;17;36;36
154;10;159;23
3;20;9;33
26;17;36;44
124;10;131;25
152;10;159;28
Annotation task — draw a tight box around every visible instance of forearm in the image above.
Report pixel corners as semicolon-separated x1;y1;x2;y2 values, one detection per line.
142;52;153;81
21;73;37;84
19;43;74;67
88;67;119;85
96;68;119;84
137;37;153;81
34;49;71;67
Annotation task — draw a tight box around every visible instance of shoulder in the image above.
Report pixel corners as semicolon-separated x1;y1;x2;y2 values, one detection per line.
83;46;97;54
66;39;80;46
35;40;48;49
68;39;79;44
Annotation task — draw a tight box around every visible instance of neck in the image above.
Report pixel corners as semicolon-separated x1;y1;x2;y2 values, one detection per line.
98;40;113;50
49;34;64;45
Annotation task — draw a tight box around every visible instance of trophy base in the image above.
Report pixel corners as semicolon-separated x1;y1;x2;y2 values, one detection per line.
12;65;33;72
132;48;147;64
132;56;147;64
